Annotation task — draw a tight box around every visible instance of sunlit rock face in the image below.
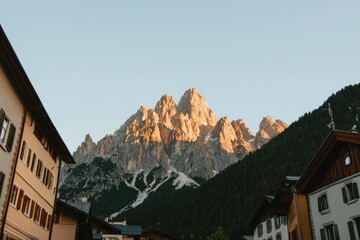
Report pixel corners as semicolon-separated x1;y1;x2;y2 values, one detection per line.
253;116;288;148
70;88;287;179
60;88;288;217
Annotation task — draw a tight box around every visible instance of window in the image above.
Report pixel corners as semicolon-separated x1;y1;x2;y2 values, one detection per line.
0;172;5;197
34;203;42;224
30;153;37;172
9;185;19;207
257;223;263;237
26;148;32;167
266;219;272;233
49;173;54;191
275;216;281;229
318;193;329;213
21;195;32;217
320;224;340;240
36;160;43;178
345;155;351;166
342;182;360;203
0;109;16;152
276;233;282;240
20;141;28;163
348;217;360;240
280;216;287;225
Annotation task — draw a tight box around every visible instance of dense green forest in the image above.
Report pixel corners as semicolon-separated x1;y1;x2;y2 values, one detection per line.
119;83;360;239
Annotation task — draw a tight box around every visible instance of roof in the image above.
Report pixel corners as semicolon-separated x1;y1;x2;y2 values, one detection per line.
113;224;142;236
241;236;254;240
91;216;122;235
296;130;360;193
142;226;181;240
248;195;274;233
0;25;74;164
57;199;91;216
273;176;299;215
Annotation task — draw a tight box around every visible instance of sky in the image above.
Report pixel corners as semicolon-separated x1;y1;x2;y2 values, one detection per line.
1;1;359;153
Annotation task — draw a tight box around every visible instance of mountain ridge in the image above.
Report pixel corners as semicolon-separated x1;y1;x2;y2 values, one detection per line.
60;87;287;220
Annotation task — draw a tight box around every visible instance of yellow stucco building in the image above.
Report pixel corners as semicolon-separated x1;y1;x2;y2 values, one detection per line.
0;25;74;239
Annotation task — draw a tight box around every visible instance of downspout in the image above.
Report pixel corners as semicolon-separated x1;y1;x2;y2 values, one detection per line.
0;109;26;238
48;158;63;240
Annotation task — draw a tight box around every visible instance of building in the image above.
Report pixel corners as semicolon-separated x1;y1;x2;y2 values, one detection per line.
111;222;142;240
249;195;288;240
0;25;75;239
52;200;93;240
273;176;311;240
296;130;360;240
141;226;181;240
53;199;127;240
0;27;24;235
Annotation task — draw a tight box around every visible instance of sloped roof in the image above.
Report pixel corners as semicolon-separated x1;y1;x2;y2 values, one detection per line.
296;130;360;193
113;224;142;236
273;176;299;215
248;195;274;233
142;226;181;240
57;199;91;216
0;25;74;164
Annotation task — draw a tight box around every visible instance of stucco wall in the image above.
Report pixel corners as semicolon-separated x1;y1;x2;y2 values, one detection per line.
308;173;360;239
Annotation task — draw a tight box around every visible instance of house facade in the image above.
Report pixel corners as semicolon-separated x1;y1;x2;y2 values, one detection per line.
297;130;360;240
0;25;74;239
249;195;289;240
0;38;23;232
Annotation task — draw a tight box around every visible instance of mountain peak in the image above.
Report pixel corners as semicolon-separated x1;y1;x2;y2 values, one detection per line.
155;94;178;129
178;88;217;126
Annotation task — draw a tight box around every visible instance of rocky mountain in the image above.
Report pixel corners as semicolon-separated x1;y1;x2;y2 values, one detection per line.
60;88;287;217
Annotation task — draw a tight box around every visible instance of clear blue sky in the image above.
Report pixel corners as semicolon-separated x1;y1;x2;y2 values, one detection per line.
1;1;359;153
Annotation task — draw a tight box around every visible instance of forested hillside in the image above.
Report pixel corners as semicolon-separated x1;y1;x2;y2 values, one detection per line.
118;83;360;239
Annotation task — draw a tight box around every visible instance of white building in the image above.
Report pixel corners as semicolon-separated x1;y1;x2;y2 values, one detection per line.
296;130;360;240
249;195;289;240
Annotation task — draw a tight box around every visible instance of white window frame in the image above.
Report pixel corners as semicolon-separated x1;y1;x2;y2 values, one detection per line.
0;109;16;153
266;219;272;233
321;222;339;240
0;113;10;144
22;195;32;217
30;153;37;173
9;185;19;207
342;181;359;204
348;215;360;240
318;192;330;214
20;141;29;164
34;203;42;225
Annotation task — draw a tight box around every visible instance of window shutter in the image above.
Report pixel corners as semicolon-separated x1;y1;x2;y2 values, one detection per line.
47;214;52;230
320;228;326;240
41;209;47;227
0;109;5;135
30;200;35;218
318;197;322;212
334;224;340;240
17;189;24;210
0;172;5;197
348;221;356;240
20;141;25;160
352;182;359;199
342;187;348;203
34;203;39;221
5;123;15;152
21;195;27;213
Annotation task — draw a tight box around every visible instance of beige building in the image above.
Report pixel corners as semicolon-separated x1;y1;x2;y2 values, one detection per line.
0;25;75;239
